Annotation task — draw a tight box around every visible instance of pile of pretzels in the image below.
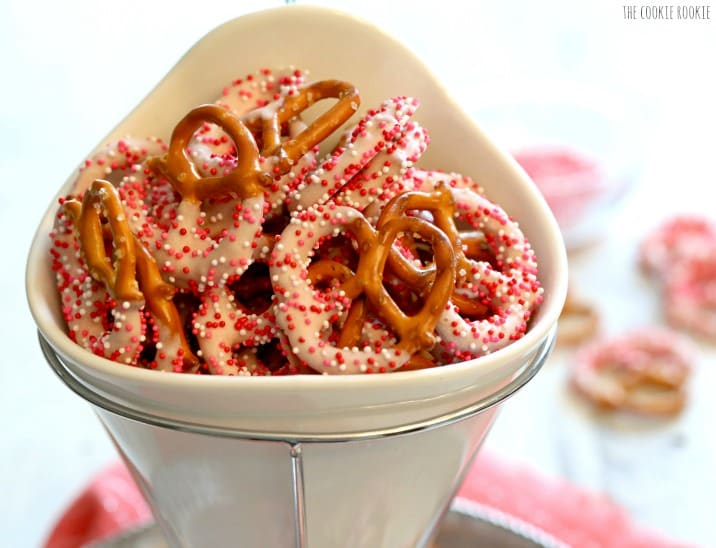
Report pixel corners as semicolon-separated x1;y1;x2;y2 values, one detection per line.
50;68;543;375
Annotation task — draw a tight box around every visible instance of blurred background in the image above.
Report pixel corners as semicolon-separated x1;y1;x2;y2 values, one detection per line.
2;0;714;546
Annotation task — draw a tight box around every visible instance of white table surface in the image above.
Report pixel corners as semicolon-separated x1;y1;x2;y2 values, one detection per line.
2;1;714;546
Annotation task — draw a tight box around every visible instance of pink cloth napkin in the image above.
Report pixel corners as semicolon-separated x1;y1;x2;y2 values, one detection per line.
44;452;687;547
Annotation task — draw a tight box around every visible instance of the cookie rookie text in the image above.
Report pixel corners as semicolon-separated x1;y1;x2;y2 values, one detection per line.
622;4;711;19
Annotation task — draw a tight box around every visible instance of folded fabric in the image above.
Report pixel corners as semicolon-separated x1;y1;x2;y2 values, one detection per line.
45;452;686;547
45;461;151;548
456;452;688;548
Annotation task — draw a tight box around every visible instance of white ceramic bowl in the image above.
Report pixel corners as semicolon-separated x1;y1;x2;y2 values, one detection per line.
26;6;567;547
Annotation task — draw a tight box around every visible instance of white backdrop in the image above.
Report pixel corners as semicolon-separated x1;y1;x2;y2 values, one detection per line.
2;1;714;546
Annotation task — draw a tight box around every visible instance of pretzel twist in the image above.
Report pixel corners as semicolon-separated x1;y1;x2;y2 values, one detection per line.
341;215;456;354
53;198;130;358
377;184;489;317
63;180;198;370
570;330;692;416
273;204;456;373
66;180;143;302
243;80;360;173
418;183;543;361
177;69;313;215
136;105;269;291
151;104;268;203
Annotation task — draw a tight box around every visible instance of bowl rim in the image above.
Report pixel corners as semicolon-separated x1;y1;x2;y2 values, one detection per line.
39;327;555;440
